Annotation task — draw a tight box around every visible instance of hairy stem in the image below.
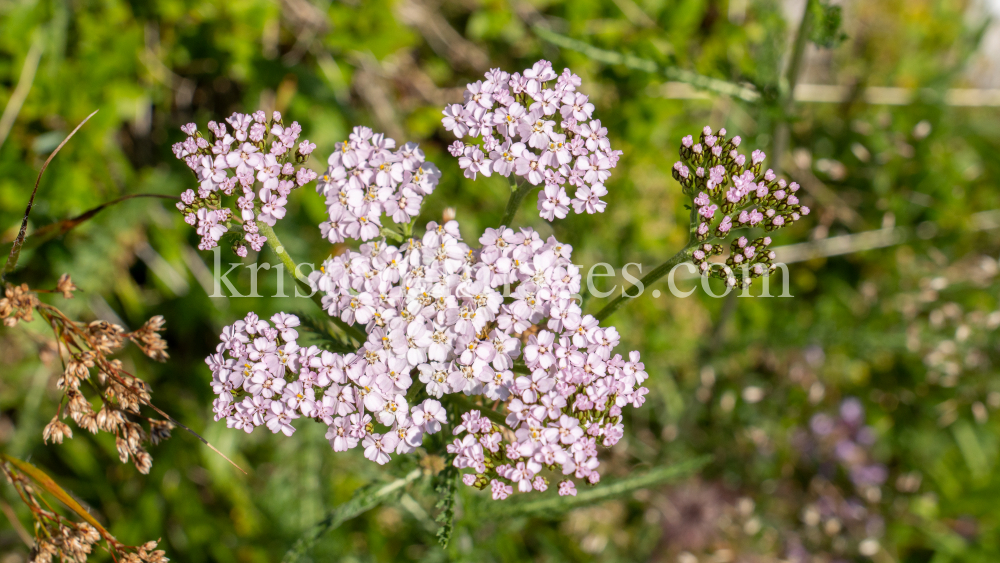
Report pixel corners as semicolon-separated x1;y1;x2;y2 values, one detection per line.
380;225;404;244
257;221;367;344
592;185;712;323
593;239;703;322
498;177;535;228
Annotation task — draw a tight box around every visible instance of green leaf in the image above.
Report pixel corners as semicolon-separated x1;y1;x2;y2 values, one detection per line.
1;454;114;542
472;456;711;519
295;312;358;354
282;469;422;563
952;422;991;483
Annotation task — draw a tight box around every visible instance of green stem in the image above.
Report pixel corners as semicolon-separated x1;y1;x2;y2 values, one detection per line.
498;177;536;228
591;184;717;323
772;0;815;175
257;221;304;283
380;226;404;244
593;239;703;322
533;27;759;102
448;393;508;427
784;0;815;107
257;221;367;344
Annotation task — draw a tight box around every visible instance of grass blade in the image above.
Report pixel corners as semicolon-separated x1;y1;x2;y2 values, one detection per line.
0;193;181;260
0;36;43;152
3;109;99;280
1;454;114;542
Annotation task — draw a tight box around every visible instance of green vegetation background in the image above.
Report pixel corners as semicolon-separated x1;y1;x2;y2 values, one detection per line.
1;0;999;561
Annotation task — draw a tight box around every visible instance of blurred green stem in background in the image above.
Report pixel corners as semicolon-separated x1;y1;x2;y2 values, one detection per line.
772;0;816;175
0;35;42;152
533;27;759;102
257;220;367;344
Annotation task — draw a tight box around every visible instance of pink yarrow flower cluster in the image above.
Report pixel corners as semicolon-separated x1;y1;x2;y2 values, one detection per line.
206;311;447;461
194;105;651;498
172;111;318;255
672;126;811;287
308;220;647;494
317;126;441;243
206;218;648;496
442;60;622;222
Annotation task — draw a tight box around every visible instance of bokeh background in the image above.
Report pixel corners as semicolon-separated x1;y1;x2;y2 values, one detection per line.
2;0;1000;561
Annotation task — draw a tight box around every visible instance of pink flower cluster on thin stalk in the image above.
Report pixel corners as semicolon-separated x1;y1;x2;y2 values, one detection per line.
672;126;811;287
442;60;622;222
317;126;441;243
171;110;318;256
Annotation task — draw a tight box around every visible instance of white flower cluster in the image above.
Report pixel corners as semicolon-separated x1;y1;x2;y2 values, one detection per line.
317;126;441;243
171;111;318;256
442;60;622;222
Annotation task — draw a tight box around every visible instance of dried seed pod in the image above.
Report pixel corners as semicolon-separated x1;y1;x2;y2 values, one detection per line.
42;418;73;445
56;274;77;299
128;315;169;362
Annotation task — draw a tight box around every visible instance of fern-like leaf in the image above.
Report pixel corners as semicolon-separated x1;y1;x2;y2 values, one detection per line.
432;465;458;547
282;469;422;563
472;456;711;519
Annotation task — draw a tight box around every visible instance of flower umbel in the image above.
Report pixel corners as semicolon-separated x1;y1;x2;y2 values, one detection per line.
171;110;318;254
207;218;648;495
674;126;811;287
442;60;621;222
316;126;440;243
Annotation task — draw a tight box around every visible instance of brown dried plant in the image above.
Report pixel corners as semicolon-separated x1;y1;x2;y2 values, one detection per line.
1;112;241;473
1;274;242;474
1;454;168;563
